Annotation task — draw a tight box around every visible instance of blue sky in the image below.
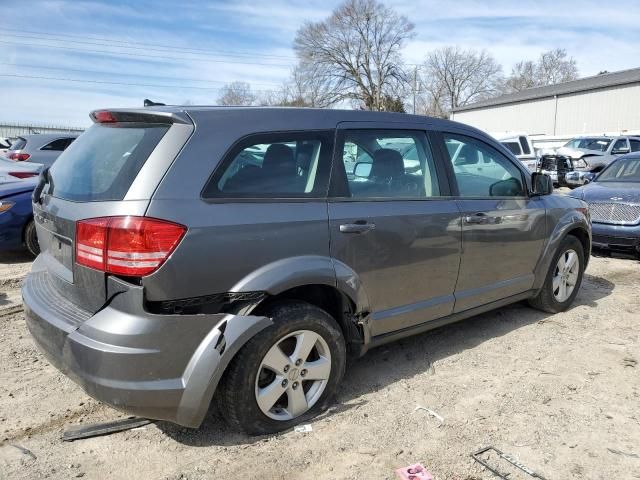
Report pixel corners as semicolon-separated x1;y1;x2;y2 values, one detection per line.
1;0;640;126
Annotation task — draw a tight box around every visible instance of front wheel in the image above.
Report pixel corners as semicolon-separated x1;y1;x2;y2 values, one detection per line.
217;301;346;435
529;235;585;313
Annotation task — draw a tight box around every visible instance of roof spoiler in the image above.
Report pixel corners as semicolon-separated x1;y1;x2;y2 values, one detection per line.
89;109;191;125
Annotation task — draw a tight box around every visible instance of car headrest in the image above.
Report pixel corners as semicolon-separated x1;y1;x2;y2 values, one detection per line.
262;144;296;176
371;148;404;179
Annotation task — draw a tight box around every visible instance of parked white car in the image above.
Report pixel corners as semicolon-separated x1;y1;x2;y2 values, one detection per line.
0;137;11;157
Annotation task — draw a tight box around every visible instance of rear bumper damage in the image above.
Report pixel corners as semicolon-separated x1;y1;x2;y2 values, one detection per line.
23;267;271;428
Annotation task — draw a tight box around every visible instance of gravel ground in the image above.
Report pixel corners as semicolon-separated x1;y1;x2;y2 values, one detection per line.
0;250;638;480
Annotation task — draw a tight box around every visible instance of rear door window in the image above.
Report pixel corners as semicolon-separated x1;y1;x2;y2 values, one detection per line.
48;124;169;201
203;131;333;198
41;138;74;151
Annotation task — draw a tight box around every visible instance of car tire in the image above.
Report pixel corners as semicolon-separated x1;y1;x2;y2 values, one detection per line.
529;235;585;313
217;300;346;435
24;220;40;257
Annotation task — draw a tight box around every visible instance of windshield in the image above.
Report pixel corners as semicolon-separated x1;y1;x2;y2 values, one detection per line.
564;138;611;152
48;123;169;201
596;157;640;182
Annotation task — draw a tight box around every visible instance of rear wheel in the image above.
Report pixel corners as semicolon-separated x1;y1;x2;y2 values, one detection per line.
217;301;346;435
24;220;40;257
529;235;584;313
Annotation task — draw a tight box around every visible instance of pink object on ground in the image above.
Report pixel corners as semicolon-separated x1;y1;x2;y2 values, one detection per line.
395;463;434;480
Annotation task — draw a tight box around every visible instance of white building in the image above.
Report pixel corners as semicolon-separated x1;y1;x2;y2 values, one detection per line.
451;67;640;146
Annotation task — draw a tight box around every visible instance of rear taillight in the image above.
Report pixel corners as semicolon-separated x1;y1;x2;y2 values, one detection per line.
9;172;39;179
76;216;186;276
8;152;30;161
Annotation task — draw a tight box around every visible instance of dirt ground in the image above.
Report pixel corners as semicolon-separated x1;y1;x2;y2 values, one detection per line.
0;249;639;480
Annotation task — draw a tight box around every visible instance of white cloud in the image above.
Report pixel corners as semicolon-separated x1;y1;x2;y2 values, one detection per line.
1;0;639;124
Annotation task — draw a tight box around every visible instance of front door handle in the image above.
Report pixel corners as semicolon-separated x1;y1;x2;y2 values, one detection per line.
464;213;500;225
339;222;376;234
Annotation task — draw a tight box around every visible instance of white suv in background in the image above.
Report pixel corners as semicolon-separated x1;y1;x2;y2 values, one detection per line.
491;132;538;171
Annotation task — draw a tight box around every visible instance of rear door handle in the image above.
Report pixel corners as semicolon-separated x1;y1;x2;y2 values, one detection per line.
339;222;376;234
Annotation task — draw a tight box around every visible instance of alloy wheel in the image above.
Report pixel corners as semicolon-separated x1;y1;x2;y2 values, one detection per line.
255;330;331;421
552;248;580;302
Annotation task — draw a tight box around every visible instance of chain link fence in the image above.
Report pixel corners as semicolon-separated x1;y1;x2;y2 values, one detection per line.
0;123;85;139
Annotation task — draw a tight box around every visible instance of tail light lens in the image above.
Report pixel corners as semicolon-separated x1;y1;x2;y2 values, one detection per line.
76;216;186;276
8;152;30;161
9;172;39;179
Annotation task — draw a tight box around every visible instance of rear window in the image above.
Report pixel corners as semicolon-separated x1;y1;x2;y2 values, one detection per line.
9;137;26;151
48;124;169;201
501;141;522;156
518;136;531;155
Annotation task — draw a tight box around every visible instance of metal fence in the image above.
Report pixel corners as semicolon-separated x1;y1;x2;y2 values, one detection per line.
0;123;85;139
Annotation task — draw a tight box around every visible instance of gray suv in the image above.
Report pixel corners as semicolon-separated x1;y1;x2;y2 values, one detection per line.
23;107;591;435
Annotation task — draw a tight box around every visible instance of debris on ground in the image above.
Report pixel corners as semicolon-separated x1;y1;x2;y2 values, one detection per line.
293;424;313;433
62;417;153;442
11;444;36;460
395;463;433;480
472;446;548;479
413;405;444;423
607;447;639;458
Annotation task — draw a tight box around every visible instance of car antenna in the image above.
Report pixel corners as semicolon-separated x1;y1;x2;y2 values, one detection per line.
144;99;166;107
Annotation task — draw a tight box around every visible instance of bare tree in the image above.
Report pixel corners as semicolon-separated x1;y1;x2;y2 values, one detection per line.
421;46;503;115
504;60;537;92
505;49;578;92
538;48;578;85
217;81;256;106
258;64;340;108
293;0;414;111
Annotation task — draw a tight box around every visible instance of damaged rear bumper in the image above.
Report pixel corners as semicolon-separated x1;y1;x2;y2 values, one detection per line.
23;269;271;428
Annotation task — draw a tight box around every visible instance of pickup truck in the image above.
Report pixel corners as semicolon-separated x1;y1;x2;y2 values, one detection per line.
492;132;538;171
557;136;640;187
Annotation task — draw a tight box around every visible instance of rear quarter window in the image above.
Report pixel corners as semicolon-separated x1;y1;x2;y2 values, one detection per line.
41;138;74;151
48;124;169;201
202;131;333;199
9;137;26;150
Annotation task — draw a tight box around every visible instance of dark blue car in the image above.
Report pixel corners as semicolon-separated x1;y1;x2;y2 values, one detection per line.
569;153;640;258
0;178;39;256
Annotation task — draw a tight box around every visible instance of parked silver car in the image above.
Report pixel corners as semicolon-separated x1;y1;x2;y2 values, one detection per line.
0;157;42;184
5;133;78;167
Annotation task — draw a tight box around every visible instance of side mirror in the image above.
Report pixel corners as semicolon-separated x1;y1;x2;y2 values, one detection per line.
612;147;630;155
353;162;372;177
531;172;553;196
583;172;596;184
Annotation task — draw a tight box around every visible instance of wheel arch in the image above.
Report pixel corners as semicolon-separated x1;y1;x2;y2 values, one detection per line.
533;215;591;291
230;255;371;354
565;226;591;267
